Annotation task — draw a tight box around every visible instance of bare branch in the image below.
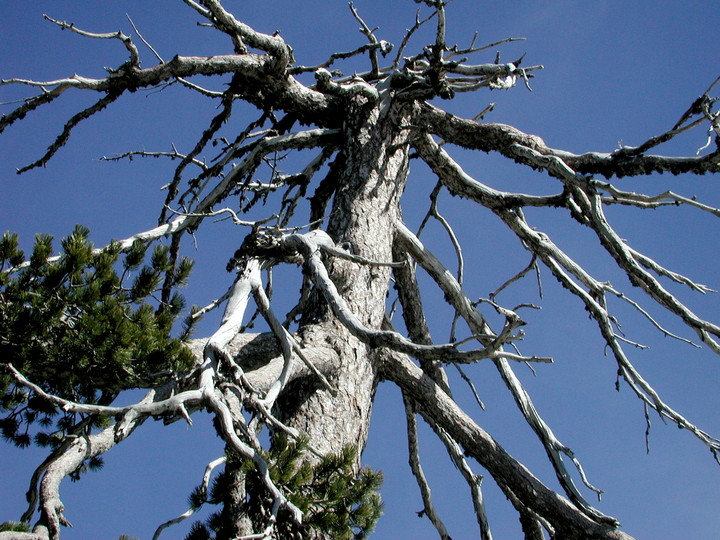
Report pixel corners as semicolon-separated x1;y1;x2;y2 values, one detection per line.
447;36;527;58
152;456;227;540
0;86;66;134
198;0;292;63
395;223;614;523
278;230;547;364
200;259;303;529
291;42;391;76
15;387;170;538
403;396;452;540
489;255;540;301
161;85;237;219
380;349;631;539
17;92;120;173
432;421;493;540
9;128;339;273
419;103;720;178
391;9;437;69
1;54;334;158
418;182;465;341
413;133;566;208
417;131;720;355
43;14;140;66
126;14;164;63
100;148;208;170
5;363;202;420
596;180;720;219
348;2;388;77
492;210;720;453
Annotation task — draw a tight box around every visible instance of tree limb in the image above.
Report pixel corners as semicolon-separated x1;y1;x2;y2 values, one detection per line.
379;349;634;540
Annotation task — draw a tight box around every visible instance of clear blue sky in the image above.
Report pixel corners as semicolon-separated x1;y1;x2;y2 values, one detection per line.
1;2;719;538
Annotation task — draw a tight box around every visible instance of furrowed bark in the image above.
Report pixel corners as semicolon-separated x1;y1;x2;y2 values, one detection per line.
281;93;416;464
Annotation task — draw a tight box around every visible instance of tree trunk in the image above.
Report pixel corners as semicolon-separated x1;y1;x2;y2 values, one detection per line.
280;95;413;460
217;93;414;539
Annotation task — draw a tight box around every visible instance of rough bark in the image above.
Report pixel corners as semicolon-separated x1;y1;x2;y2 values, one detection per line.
279;95;415;460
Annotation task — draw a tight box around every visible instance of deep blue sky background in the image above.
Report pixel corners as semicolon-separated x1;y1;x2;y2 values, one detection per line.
1;2;719;538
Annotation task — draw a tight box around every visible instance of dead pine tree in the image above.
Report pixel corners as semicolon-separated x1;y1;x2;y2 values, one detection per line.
1;1;719;539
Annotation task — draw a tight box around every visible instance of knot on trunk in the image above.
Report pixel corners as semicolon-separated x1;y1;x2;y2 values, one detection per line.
227;231;304;272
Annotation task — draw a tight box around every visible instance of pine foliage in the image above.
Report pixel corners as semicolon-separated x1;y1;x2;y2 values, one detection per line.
0;521;30;533
0;226;196;448
185;434;383;539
